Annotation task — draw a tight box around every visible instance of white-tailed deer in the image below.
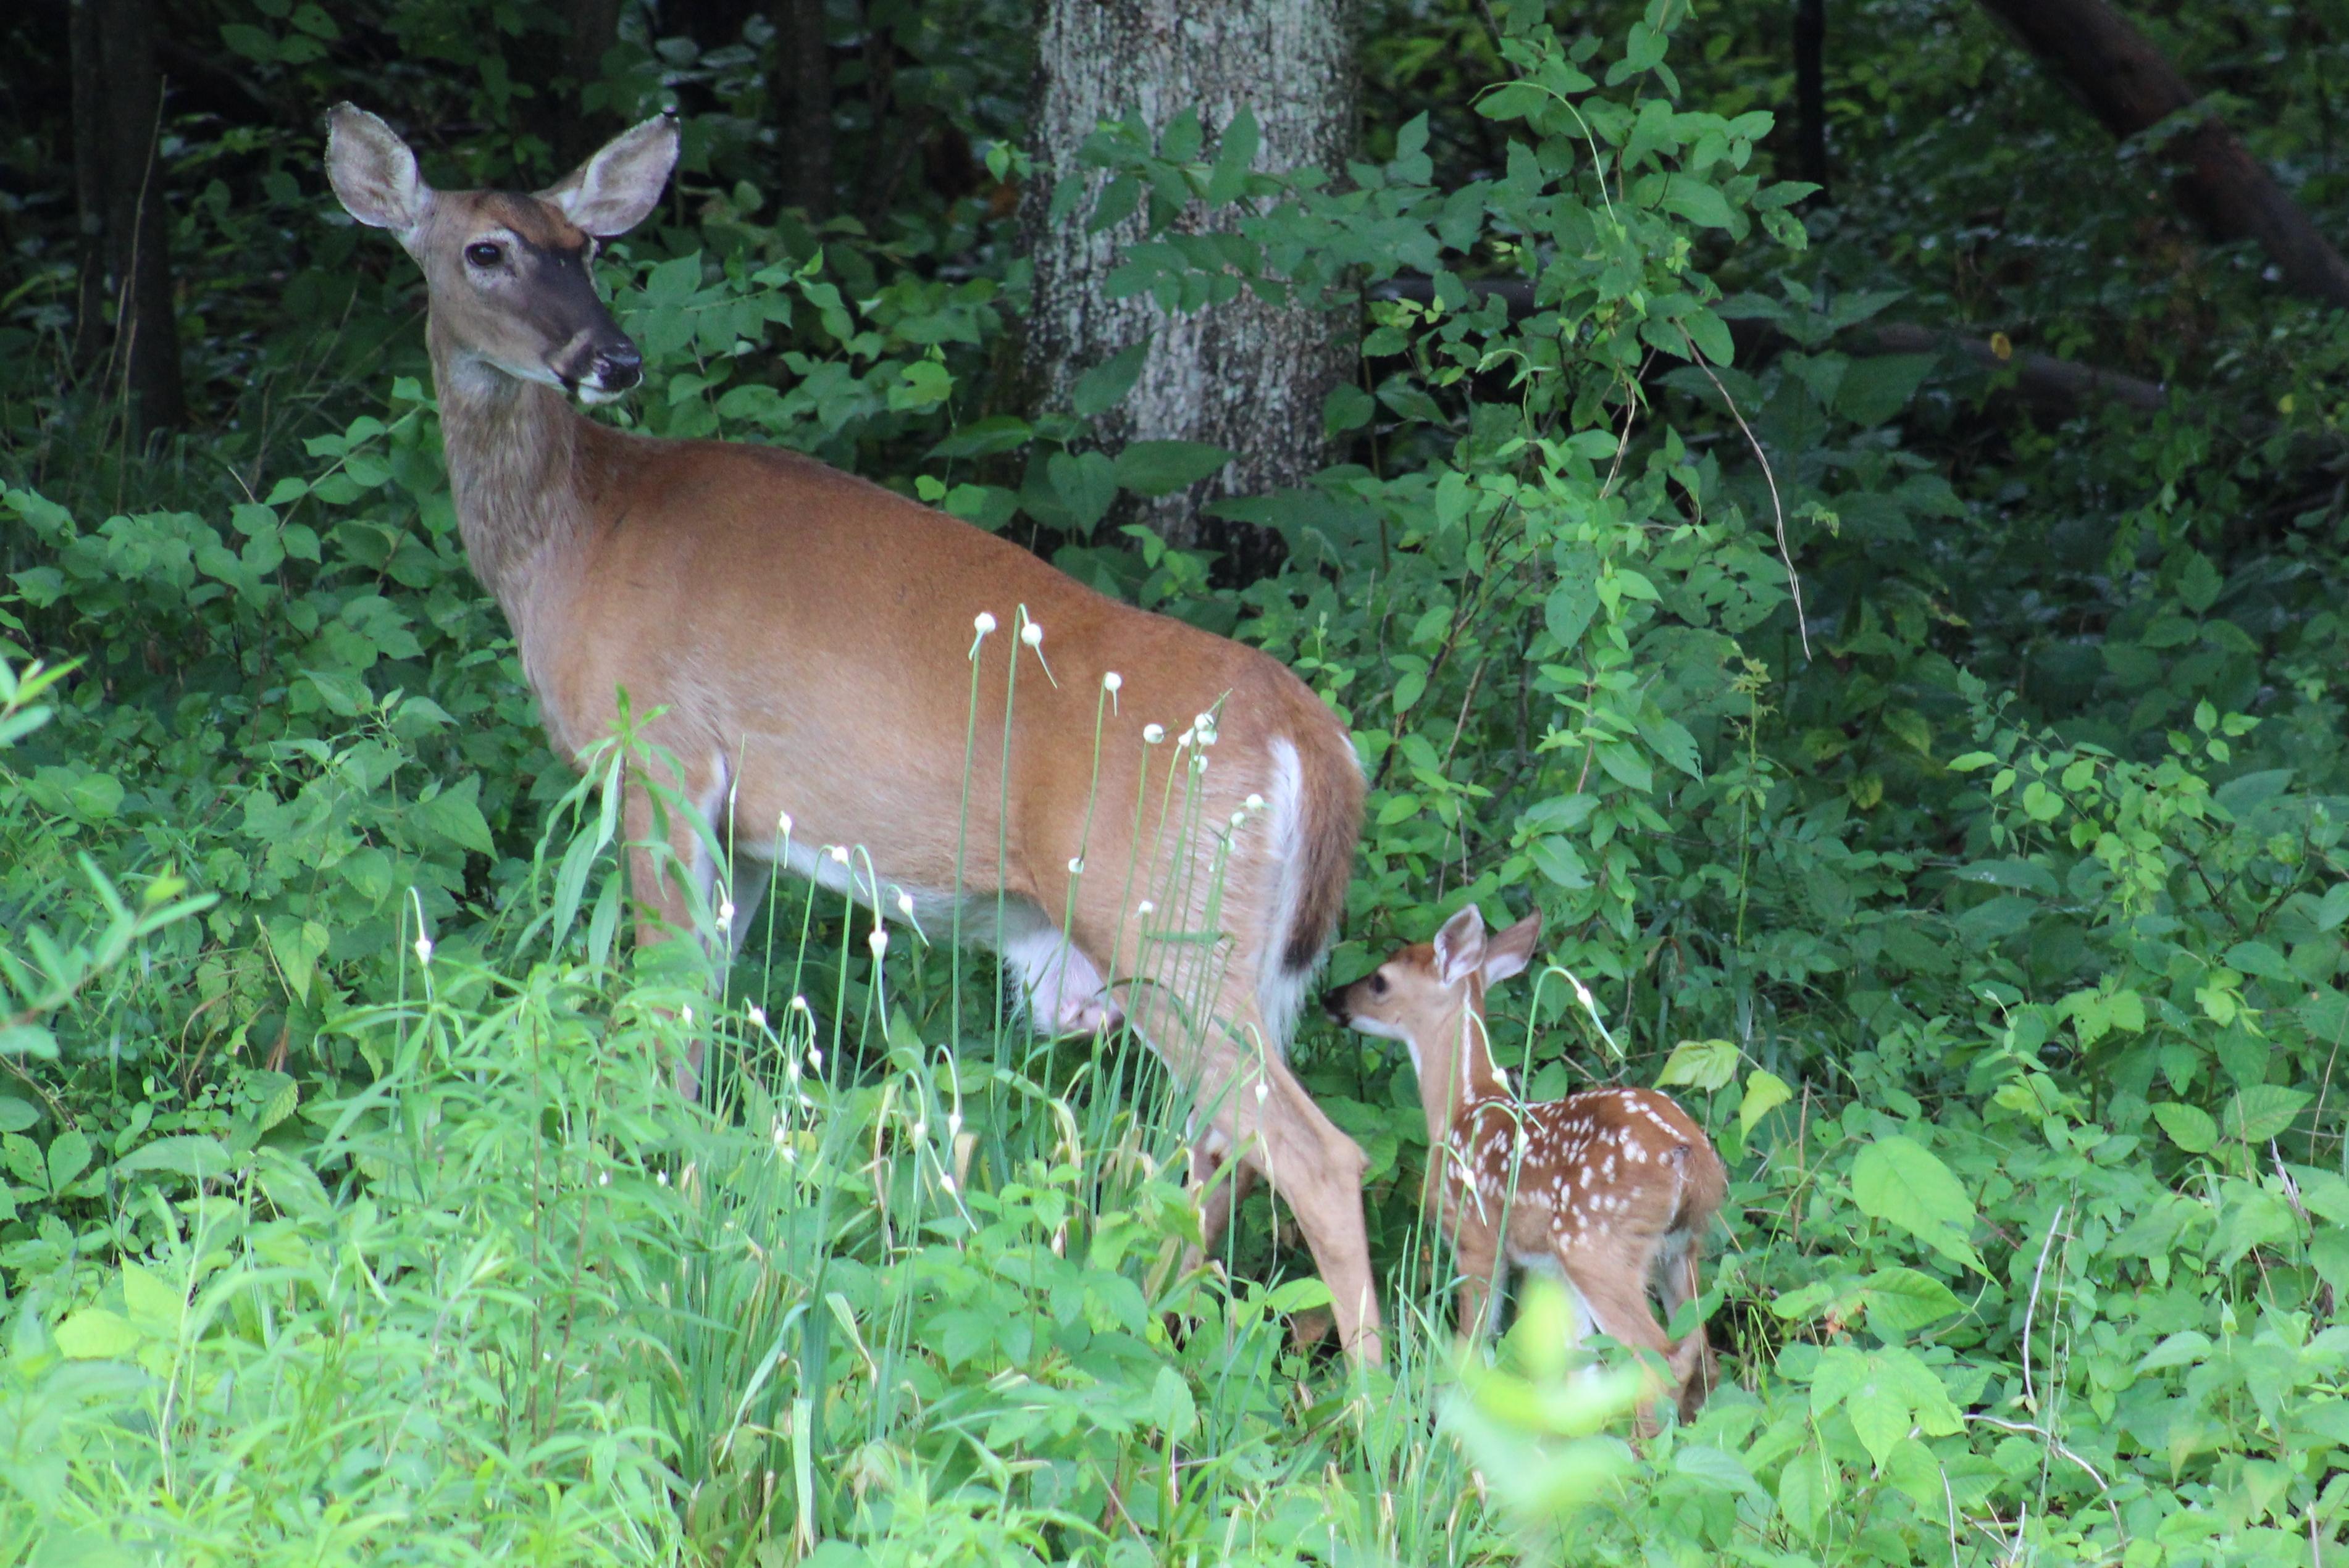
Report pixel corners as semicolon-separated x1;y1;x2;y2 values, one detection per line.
324;106;1382;1361
1326;907;1724;1424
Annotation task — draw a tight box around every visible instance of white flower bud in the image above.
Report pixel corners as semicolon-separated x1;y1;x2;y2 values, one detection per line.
827;844;850;865
868;927;889;959
1103;671;1122;691
1144;724;1165;744
1136;899;1155;915
974;611;997;635
747;1003;767;1029
1021;621;1044;647
778;810;794;838
414;934;433;967
1068;856;1084;875
1245;793;1265;811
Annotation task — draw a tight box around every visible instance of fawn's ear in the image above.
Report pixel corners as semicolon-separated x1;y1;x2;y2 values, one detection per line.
1481;911;1544;986
1433;905;1487;987
538;112;679;237
326;104;432;244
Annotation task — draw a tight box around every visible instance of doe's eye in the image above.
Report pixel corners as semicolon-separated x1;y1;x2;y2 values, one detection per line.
1369;974;1389;996
464;241;505;269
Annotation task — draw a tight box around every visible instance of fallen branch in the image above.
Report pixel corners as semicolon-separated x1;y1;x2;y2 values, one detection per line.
1976;0;2349;312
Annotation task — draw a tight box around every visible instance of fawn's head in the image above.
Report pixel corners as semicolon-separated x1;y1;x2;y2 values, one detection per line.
325;104;677;404
1324;904;1543;1046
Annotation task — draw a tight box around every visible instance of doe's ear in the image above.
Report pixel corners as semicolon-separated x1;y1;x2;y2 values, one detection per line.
1481;911;1544;987
325;104;430;242
539;112;679;237
1433;905;1487;988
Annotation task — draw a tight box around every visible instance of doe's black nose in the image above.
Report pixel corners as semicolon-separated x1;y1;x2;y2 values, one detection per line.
595;344;642;390
1321;986;1350;1024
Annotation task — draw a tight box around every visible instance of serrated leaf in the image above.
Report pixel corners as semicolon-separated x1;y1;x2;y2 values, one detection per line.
114;1135;236;1182
1112;440;1231;498
1073;343;1149;418
2152;1101;2216;1154
46;1128;91;1193
121;1261;183;1335
1049;450;1119;530
1851;1135;1984;1274
2222;1084;2310;1144
1657;1039;1738;1093
54;1307;139;1360
1859;1267;1962;1333
1740;1069;1793;1136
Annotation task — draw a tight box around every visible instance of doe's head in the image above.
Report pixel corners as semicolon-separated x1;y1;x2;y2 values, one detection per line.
324;104;678;404
1324;904;1543;1043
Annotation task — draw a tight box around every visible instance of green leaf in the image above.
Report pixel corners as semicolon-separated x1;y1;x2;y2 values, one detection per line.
122;1261;184;1334
246;1069;299;1133
1323;383;1376;436
115;1135;236;1182
1835;354;1935;427
1657;179;1736;230
1113;440;1231;498
2152;1102;2217;1154
0;1096;35;1134
1657;1039;1738;1093
54;1307;139;1360
1073;343;1149;418
46;1128;91;1193
1850;1135;1985;1274
1740;1069;1793;1136
1204;107;1260;206
1049;451;1119;531
1637;711;1702;778
1859;1267;1962;1333
1544;552;1601;650
2222;1084;2310;1144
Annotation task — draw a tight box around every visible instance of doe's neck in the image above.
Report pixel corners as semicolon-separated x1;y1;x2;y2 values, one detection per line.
425;315;595;607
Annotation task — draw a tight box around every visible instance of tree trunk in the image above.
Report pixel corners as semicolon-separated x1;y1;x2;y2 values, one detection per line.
1977;0;2349;311
1793;0;1827;199
1022;0;1357;573
559;0;626;164
766;0;834;215
71;0;185;440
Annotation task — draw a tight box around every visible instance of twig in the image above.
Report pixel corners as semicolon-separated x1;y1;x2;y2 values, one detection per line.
1680;328;1810;657
2022;1201;2066;1412
1962;1414;2126;1545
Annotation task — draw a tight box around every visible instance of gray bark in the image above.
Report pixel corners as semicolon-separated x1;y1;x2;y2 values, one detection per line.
1021;0;1357;567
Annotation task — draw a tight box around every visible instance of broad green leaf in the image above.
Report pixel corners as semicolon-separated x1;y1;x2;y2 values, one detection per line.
0;1096;34;1133
115;1135;236;1182
1860;1267;1962;1333
1073;343;1149;418
1851;1135;1984;1274
1657;1039;1738;1093
1546;549;1600;650
54;1307;139;1360
2153;1101;2217;1154
1113;440;1231;498
2222;1084;2309;1143
1049;451;1119;530
1740;1069;1792;1136
122;1261;183;1335
46;1128;91;1193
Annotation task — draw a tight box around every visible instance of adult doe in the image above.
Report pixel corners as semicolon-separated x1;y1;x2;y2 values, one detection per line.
324;106;1382;1361
1326;906;1725;1419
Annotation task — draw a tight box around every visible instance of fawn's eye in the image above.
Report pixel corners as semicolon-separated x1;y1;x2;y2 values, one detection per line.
464;241;505;269
1370;974;1389;996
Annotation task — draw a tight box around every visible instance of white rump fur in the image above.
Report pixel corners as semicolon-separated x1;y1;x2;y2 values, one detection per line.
1253;738;1313;1052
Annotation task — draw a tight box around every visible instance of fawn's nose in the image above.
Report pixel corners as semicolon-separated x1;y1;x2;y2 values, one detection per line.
1321;986;1350;1024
